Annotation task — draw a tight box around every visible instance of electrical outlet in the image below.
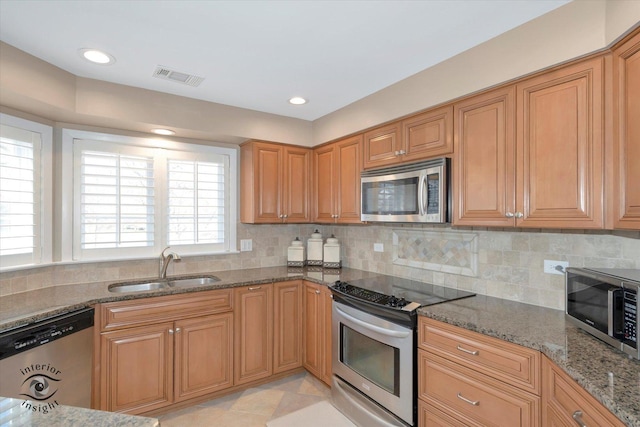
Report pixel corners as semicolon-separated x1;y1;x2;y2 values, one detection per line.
240;239;252;252
544;260;569;275
374;243;384;252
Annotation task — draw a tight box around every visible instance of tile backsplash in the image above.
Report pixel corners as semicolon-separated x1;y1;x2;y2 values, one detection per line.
2;223;639;312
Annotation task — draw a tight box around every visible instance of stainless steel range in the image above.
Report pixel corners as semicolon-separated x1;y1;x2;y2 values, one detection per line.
330;276;475;427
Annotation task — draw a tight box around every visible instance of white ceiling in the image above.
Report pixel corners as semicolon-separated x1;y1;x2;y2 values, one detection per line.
0;0;570;121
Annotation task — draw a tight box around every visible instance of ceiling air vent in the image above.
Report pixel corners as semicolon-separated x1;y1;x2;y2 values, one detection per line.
153;66;205;87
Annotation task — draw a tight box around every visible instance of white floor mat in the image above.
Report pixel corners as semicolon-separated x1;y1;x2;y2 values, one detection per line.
266;401;356;427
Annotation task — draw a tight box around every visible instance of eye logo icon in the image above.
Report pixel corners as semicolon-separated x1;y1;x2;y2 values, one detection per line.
21;374;60;401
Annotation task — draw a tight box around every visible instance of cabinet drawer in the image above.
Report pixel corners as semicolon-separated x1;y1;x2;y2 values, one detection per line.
418;399;468;427
542;356;625;427
418;317;540;394
99;288;233;330
419;350;540;427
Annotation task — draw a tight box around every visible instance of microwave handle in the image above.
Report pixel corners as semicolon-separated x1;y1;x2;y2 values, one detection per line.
608;289;614;337
418;173;427;216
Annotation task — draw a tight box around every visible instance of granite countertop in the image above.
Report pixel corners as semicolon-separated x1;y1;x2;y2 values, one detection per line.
0;397;158;427
418;296;640;427
1;266;638;426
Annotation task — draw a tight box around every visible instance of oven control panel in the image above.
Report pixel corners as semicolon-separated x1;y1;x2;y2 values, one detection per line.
332;281;409;308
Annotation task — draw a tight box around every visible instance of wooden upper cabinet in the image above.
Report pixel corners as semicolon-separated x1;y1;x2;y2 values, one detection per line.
363;106;453;170
313;135;363;223
240;140;311;223
454;57;604;229
516;57;604;228
612;30;640;229
402;105;453;162
453;86;516;227
363;121;402;169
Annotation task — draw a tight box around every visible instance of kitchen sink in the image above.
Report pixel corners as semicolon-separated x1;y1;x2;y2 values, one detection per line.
168;276;220;287
108;276;220;293
108;281;168;293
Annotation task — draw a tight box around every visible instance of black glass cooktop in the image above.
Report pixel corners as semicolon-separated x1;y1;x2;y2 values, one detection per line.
332;275;476;309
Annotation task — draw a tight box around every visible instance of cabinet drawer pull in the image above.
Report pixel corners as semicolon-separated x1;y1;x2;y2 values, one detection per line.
457;393;479;406
572;410;587;427
248;286;262;291
456;345;479;355
315;290;321;294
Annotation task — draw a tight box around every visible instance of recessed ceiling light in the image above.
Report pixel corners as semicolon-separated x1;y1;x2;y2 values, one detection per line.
78;48;115;65
151;128;175;136
289;97;307;105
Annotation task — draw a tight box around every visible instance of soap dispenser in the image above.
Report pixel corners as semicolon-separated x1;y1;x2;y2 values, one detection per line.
287;237;306;267
323;234;341;268
307;229;324;266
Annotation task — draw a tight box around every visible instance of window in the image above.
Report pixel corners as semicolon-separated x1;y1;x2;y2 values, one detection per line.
0;114;52;269
64;129;237;261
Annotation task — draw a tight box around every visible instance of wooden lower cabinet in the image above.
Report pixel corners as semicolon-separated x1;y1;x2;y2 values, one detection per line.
234;284;274;385
419;350;540;427
542;356;624;427
174;313;233;402
273;281;303;373
302;281;332;385
99;322;174;414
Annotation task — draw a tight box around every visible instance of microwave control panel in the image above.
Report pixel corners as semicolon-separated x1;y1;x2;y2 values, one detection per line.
624;290;637;345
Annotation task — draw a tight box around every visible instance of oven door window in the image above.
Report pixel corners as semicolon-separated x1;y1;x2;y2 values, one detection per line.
361;177;419;216
340;324;399;396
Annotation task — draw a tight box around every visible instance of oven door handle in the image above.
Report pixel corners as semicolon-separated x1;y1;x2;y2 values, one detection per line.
335;306;411;338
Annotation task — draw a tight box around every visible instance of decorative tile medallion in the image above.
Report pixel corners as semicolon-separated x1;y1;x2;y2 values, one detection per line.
392;229;478;277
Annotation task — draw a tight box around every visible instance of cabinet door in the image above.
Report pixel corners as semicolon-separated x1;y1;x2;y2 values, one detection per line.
99;322;173;414
303;281;323;379
516;57;604;228
234;285;273;385
174;313;233;402
402;105;453;162
542;356;624;427
321;285;333;386
612;30;640;229
336;135;363;223
273;281;303;374
313;144;337;223
453;86;516;226
363;121;402;169
283;147;311;223
255;143;283;222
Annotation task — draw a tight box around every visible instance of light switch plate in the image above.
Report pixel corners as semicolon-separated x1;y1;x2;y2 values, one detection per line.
374;243;384;252
240;239;253;252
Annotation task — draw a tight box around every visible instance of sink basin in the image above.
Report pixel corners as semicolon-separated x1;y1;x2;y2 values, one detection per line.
108;276;220;293
168;276;220;287
108;281;168;293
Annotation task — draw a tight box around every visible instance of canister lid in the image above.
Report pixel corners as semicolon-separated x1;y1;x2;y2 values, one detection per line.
291;237;303;246
326;234;339;244
310;229;323;240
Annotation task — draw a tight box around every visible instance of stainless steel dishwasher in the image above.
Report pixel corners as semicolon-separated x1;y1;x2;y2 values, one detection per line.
0;308;94;409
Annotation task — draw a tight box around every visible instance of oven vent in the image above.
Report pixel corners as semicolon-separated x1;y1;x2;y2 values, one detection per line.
153;66;205;87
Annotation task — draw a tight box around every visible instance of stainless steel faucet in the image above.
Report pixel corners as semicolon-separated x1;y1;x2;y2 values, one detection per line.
160;246;181;279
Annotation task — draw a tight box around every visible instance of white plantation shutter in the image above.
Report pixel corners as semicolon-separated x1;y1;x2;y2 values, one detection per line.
165;150;230;252
0;116;51;268
70;136;235;260
74;141;156;258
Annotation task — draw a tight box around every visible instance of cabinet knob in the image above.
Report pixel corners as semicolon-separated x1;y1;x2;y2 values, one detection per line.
175;327;181;333
505;212;515;218
279;214;284;219
572;410;587;427
399;150;406;155
515;212;524;218
168;329;174;335
283;214;288;219
315;290;321;294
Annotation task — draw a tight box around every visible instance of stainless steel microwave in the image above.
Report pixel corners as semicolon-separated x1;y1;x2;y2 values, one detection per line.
360;158;450;223
566;267;639;359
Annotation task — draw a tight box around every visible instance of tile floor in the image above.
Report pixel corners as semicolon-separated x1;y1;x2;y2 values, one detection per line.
157;372;332;427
